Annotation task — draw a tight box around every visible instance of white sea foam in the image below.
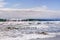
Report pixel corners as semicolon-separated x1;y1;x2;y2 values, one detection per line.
0;21;60;40
0;30;57;40
0;33;56;40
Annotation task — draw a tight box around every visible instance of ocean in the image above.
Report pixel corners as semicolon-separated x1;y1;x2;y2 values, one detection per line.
0;21;60;40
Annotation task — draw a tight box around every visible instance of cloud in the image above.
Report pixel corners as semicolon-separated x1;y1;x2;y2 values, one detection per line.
0;6;60;19
0;6;59;13
0;0;7;8
12;3;21;8
0;0;4;1
0;2;6;7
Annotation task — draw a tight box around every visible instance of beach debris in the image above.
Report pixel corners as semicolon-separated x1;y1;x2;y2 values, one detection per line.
40;32;48;35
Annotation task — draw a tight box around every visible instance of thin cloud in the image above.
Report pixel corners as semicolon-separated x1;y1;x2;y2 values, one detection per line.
0;0;4;1
12;3;21;8
0;2;6;7
0;0;7;8
0;6;60;19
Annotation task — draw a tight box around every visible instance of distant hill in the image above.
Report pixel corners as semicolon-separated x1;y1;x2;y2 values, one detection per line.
21;19;60;21
0;19;6;22
0;18;60;21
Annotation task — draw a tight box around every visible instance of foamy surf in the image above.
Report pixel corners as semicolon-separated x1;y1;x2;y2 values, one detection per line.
0;21;60;40
0;33;56;40
0;30;57;40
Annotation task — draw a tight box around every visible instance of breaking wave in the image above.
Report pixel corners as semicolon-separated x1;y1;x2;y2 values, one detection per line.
0;21;60;40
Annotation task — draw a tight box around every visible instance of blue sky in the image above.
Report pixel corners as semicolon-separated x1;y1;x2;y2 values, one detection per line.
2;0;60;10
0;0;60;19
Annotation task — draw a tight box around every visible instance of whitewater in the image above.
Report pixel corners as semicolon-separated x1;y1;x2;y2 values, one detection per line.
0;21;60;40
